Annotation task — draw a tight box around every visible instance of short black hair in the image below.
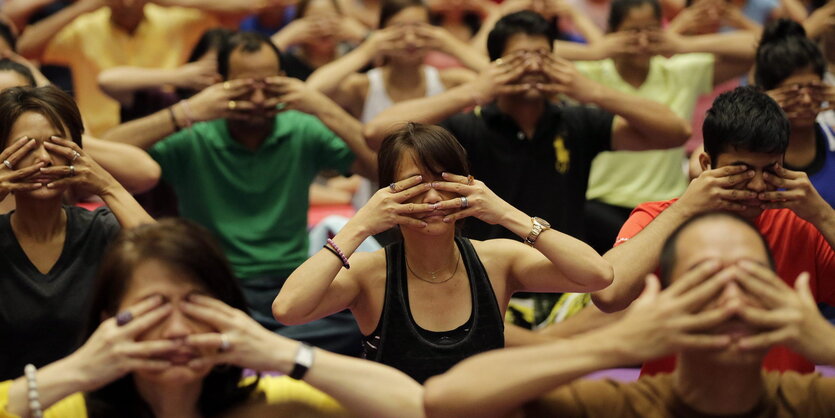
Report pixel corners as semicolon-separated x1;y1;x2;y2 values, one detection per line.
702;85;789;164
486;11;556;61
187;28;233;64
608;0;661;32
755;19;825;90
217;32;282;80
379;0;425;28
0;21;16;52
0;58;36;87
659;211;775;287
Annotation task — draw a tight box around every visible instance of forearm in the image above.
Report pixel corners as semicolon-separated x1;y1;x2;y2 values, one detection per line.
99;186;155;228
306;44;374;94
676;32;757;59
778;0;808;22
363;85;475;149
554;41;607;61
811;208;835;251
424;332;627;418
100;106;181;150
155;0;262;13
593;204;690;312
501;208;613;292
18;0;99;59
84;136;161;194
98;67;182;105
5;359;87;416
313;99;378;181
442;38;490;72
566;12;604;43
2;0;55;30
267;337;424;418
273;223;367;323
589;85;689;148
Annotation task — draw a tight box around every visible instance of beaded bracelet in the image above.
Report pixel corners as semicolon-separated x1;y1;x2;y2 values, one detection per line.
24;364;43;418
324;238;350;269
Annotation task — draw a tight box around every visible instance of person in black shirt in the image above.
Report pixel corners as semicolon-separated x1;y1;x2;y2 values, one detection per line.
365;10;692;242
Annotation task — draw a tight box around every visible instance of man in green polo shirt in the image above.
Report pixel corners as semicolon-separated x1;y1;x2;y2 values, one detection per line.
147;32;377;355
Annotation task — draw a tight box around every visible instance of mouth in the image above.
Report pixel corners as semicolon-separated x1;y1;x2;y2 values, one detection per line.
418;210;450;220
163;350;198;366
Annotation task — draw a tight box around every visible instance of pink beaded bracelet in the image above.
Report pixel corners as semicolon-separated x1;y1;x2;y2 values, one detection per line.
325;238;350;269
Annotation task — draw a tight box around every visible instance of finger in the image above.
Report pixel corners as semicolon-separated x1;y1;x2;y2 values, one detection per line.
181;299;235;330
432;197;470;211
388;174;423;193
43;140;79;160
395;202;436;215
7;183;43;192
638;274;661;301
38;165;75;177
440;171;471;184
794;272;815;304
717;169;754;187
713;164;749;178
666;259;722;297
186;293;239;315
395;215;428;228
185;332;230;352
122;303;174;338
533;83;566;94
393;182;432;202
124;339;183;358
47;136;82;152
674;333;732;350
221;78;256;95
430;180;474;195
127;358;173;372
674;305;737;331
674;265;736;312
442;208;478;223
496;84;532;95
120;295;167;319
757;190;800;202
1;137;35;164
716;188;758;201
8;162;45;180
737;306;795;329
737;260;786;289
737;328;794;351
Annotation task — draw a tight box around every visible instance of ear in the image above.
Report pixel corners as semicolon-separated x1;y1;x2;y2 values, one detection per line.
698;152;712;171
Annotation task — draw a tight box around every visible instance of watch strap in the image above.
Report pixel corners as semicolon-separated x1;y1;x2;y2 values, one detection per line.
289;343;315;380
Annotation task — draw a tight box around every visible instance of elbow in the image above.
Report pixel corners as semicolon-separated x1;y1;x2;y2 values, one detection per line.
591;261;615;291
590;289;629;314
126;160;161;194
271;299;303;326
362;123;385;152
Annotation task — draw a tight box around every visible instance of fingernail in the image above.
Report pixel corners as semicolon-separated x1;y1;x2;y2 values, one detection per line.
442;217;451;223
431;203;439;210
416;175;422;181
441;172;449;178
430;182;436;188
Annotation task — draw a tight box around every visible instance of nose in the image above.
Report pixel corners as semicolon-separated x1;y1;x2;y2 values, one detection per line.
250;87;266;106
745;171;767;193
717;280;746;308
159;307;192;340
32;141;53;166
422;184;444;204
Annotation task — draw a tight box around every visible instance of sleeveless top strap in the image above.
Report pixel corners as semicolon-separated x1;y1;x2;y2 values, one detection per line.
423;66;446;97
360;68;394;123
362;237;504;383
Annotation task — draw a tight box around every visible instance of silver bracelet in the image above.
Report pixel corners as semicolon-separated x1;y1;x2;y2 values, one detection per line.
24;364;43;418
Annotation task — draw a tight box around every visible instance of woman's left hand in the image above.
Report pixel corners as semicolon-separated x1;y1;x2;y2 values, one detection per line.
430;172;514;225
181;294;292;372
40;136;118;196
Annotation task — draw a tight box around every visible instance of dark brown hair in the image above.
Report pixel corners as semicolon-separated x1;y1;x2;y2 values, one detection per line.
0;85;83;148
379;0;426;28
84;219;257;418
378;122;470;190
297;0;343;18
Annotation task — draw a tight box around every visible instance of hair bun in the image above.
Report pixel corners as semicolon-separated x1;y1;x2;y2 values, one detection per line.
761;18;807;45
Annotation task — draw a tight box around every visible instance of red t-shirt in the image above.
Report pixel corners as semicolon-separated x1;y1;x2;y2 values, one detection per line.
614;199;835;375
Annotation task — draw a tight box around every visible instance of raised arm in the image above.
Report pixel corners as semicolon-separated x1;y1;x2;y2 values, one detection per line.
1;0;55;31
273;176;434;325
42;136;155;228
17;0;102;59
649;30;757;86
83;135;161;194
98;59;219;107
539;56;691;150
100;78;255;150
593;165;757;312
363;56;527;149
265;76;377;180
425;264;733;418
432;172;613;293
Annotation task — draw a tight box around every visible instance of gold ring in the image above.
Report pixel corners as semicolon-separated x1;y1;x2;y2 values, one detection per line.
223;81;231;91
495;58;504;65
227;100;237;110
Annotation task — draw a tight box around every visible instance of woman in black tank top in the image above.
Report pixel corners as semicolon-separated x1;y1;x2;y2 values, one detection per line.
275;123;613;383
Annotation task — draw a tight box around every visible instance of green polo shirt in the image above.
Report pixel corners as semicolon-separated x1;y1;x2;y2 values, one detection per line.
149;111;355;279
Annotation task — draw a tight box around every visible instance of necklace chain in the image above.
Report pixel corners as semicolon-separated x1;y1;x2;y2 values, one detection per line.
405;249;461;285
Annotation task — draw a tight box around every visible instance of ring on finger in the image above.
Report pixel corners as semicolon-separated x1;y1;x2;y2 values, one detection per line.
2;160;12;170
389;183;397;193
227;100;237;111
71;150;80;162
116;311;133;327
219;333;231;352
69;165;75;176
223;81;231;91
460;196;468;208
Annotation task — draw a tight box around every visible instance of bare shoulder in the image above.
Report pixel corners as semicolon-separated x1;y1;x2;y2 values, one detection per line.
440;67;476;88
344;72;370;96
345;247;388;286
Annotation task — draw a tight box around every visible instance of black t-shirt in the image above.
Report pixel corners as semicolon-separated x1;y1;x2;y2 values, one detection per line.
440;102;613;241
0;206;120;380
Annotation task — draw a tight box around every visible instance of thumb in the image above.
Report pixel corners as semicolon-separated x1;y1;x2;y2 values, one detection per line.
794;272;813;302
638;274;661;301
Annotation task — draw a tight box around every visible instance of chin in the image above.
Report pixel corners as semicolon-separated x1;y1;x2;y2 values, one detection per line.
404;217;455;236
135;364;211;386
15;185;65;201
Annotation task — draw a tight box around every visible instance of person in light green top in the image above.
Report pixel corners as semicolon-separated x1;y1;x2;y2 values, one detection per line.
122;32;378;354
566;0;758;253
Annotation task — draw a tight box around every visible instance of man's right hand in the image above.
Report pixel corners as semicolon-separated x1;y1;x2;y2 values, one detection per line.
466;53;527;104
675;165;758;216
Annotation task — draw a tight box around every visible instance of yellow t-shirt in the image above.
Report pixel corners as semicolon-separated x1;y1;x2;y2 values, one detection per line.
42;4;218;136
0;376;349;418
576;54;715;208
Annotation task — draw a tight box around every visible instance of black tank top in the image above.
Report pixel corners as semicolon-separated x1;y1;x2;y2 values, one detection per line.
362;236;505;383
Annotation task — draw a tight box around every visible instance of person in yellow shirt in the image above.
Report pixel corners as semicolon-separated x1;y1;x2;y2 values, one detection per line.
15;0;267;136
0;219;423;418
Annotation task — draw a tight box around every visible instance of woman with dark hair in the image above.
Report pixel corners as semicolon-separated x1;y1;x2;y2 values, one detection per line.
274;123;613;383
0;219;423;417
306;0;486;123
755;18;835;207
0;85;153;381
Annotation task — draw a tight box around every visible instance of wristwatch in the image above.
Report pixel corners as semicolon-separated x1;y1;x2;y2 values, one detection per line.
289;343;315;380
524;217;551;246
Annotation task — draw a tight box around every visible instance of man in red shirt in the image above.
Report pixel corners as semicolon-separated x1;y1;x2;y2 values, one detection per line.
593;86;835;374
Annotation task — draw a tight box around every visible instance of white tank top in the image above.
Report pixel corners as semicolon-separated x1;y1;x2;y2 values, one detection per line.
359;66;446;124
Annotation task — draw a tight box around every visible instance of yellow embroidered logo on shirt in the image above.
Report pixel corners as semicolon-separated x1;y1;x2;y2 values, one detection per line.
553;136;570;174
